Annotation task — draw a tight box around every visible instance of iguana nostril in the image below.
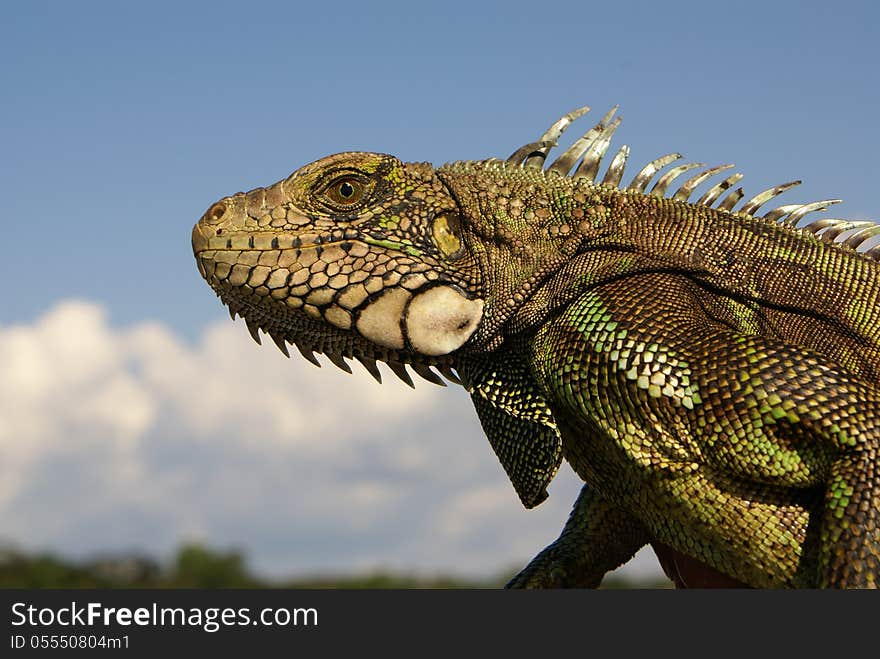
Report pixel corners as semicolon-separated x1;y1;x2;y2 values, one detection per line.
204;201;227;224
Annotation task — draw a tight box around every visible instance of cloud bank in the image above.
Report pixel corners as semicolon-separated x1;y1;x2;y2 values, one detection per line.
0;300;662;581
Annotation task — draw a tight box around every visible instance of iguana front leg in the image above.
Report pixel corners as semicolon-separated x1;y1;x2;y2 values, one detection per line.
820;450;879;586
506;485;648;588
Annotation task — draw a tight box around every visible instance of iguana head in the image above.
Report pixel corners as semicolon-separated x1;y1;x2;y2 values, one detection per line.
192;151;487;385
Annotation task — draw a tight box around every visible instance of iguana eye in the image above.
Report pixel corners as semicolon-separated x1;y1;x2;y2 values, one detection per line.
323;176;367;206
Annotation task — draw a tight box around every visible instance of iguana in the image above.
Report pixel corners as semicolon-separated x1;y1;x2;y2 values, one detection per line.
191;105;879;588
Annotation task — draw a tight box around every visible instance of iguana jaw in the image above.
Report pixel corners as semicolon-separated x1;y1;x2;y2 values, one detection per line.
194;242;469;386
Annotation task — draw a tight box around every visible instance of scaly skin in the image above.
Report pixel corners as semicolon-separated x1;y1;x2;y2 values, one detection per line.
192;107;880;588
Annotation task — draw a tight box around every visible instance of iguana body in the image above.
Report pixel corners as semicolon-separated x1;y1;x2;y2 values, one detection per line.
192;105;880;588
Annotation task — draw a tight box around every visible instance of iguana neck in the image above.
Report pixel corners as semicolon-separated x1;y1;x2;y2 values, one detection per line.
438;161;624;351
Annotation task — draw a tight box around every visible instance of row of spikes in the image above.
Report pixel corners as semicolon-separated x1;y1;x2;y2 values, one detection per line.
224;297;461;388
504;105;880;259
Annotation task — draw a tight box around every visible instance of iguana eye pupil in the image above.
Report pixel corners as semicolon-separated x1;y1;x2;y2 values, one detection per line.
323;176;366;206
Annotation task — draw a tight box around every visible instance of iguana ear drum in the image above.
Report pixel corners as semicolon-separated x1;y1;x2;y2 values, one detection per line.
404;286;483;356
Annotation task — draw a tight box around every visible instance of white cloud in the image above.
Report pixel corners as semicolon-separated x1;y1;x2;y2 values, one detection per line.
0;300;663;584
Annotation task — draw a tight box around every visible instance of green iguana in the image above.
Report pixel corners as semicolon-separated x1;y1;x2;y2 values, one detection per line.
191;105;879;588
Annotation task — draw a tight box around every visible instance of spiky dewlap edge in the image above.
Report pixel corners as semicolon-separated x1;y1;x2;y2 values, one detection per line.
217;285;463;389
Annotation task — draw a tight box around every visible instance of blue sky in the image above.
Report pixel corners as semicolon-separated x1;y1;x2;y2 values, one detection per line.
1;1;877;582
